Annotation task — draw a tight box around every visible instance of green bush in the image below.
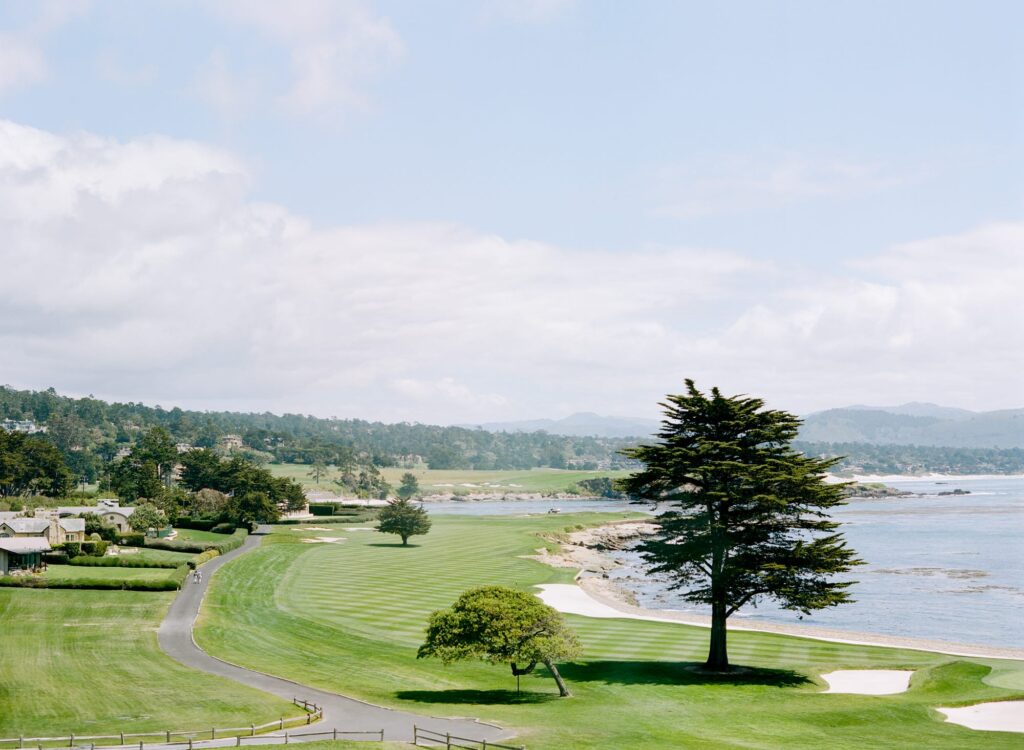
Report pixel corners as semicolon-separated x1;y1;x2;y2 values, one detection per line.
67;555;179;569
210;522;235;534
118;532;146;547
308;504;334;516
42;552;69;565
143;527;248;555
62;542;82;557
80;540;110;557
172;517;218;531
168;564;190;588
191;549;220;567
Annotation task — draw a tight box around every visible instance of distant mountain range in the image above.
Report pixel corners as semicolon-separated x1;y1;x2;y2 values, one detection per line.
798;403;1024;449
467;402;1024;448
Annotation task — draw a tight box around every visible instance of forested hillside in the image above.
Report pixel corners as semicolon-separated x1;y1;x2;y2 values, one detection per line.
0;386;638;486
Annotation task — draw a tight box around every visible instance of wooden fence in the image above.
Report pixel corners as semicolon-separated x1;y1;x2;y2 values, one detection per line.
412;726;524;750
0;698;382;749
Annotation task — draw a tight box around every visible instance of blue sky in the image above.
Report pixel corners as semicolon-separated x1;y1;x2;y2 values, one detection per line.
1;1;1022;423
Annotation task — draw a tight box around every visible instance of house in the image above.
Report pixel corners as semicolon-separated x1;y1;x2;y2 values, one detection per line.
0;537;51;575
0;418;47;434
219;434;244;451
57;499;136;533
0;511;85;544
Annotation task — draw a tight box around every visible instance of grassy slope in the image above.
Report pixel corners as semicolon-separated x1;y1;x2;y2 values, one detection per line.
196;515;1024;749
0;589;303;738
267;464;631;493
173;528;228;542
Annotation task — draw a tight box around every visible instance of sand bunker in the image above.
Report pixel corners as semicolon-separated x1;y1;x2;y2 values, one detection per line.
344;527;375;531
535;584;671;622
938;701;1024;732
300;536;346;544
821;670;914;695
300;526;332;531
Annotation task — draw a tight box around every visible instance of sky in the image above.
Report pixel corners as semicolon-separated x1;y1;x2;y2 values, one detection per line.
1;0;1022;424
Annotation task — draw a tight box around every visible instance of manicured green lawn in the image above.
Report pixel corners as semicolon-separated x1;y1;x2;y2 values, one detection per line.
0;589;303;738
267;463;631;494
123;548;196;565
196;514;1024;749
173;527;226;542
44;564;174;581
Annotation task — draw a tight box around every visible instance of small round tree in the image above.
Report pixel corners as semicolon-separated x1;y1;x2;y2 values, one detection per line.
418;586;580;697
376;498;431;545
396;472;421;501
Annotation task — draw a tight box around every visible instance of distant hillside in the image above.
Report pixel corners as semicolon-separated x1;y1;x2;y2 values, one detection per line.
799;404;1024;449
467;412;660;439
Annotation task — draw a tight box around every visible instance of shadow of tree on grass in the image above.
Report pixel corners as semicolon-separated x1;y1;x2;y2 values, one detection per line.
366;542;422;548
557;661;811;688
395;689;558;705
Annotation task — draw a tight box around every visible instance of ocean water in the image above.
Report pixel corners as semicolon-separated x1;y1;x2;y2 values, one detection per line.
604;477;1024;649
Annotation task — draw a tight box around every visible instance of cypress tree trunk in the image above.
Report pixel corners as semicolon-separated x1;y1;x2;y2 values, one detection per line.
401;535;408;545
543;659;571;697
706;600;729;671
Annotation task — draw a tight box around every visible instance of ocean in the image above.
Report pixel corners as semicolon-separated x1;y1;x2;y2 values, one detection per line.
604;476;1024;649
426;476;1024;649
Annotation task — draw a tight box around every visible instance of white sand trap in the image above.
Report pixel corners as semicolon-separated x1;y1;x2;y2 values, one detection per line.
344;527;375;531
300;536;346;544
938;701;1024;732
535;584;672;622
301;526;332;531
821;670;914;695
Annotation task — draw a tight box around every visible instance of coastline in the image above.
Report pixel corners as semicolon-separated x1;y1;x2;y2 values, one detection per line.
829;472;1024;483
536;521;1024;662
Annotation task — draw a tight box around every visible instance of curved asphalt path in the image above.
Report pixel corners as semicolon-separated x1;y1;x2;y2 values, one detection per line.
157;526;512;745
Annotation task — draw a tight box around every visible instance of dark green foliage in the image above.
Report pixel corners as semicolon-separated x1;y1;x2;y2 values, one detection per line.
419;585;580;697
308;503;334;516
79;540;109;557
210;522;235;534
574;477;624;498
377;498;431;545
128;501;166;532
0;385;639;476
179;451;304;511
621;380;861;671
82;513;119;542
333;464;392;499
223;491;279;528
0;430;74;497
172;517;219;531
61;542;82;557
118;532;146;547
396;472;420;501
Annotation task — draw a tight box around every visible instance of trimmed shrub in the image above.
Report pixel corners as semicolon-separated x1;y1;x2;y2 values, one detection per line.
308;504;334;516
0;575;181;592
172;517;218;531
118;532;146;547
143;527;248;555
210;523;235;534
42;552;69;565
80;540;110;557
62;542;81;557
191;549;220;567
67;556;179;569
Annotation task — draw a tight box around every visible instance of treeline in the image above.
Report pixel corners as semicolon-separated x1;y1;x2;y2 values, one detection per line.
794;441;1024;475
0;386;639;479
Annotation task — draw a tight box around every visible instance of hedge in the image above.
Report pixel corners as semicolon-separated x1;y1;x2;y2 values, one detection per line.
0;575;182;592
308;504;334;516
143;527;248;555
172;517;219;531
67;555;180;569
190;549;220;568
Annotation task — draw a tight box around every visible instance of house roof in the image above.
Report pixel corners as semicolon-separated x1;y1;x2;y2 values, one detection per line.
59;518;85;532
0;537;51;554
58;504;135;518
0;517;50;533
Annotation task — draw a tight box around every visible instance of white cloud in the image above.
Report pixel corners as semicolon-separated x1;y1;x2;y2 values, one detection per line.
2;119;1021;423
205;0;403;119
0;1;89;94
656;154;904;220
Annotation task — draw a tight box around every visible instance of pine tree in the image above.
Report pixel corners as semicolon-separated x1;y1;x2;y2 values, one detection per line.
621;380;861;671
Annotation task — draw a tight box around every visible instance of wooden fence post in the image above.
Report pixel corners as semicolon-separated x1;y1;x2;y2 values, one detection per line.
236;735;241;747
279;719;283;731
211;728;215;740
69;733;74;747
188;737;192;750
332;728;337;741
378;729;384;742
120;733;124;744
250;724;255;737
284;731;288;745
446;732;451;750
165;731;170;743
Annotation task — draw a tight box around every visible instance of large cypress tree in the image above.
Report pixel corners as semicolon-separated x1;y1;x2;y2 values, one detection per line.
621;380;861;671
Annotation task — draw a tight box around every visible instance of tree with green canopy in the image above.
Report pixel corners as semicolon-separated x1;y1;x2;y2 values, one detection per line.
306;460;332;485
620;380;861;671
396;472;420;500
376;498;430;545
128;501;166;532
418;586;579;697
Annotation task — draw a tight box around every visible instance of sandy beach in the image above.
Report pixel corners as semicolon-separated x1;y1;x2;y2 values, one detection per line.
533;521;1024;662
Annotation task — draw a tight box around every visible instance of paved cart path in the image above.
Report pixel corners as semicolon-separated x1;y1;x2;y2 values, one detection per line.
157;527;512;745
